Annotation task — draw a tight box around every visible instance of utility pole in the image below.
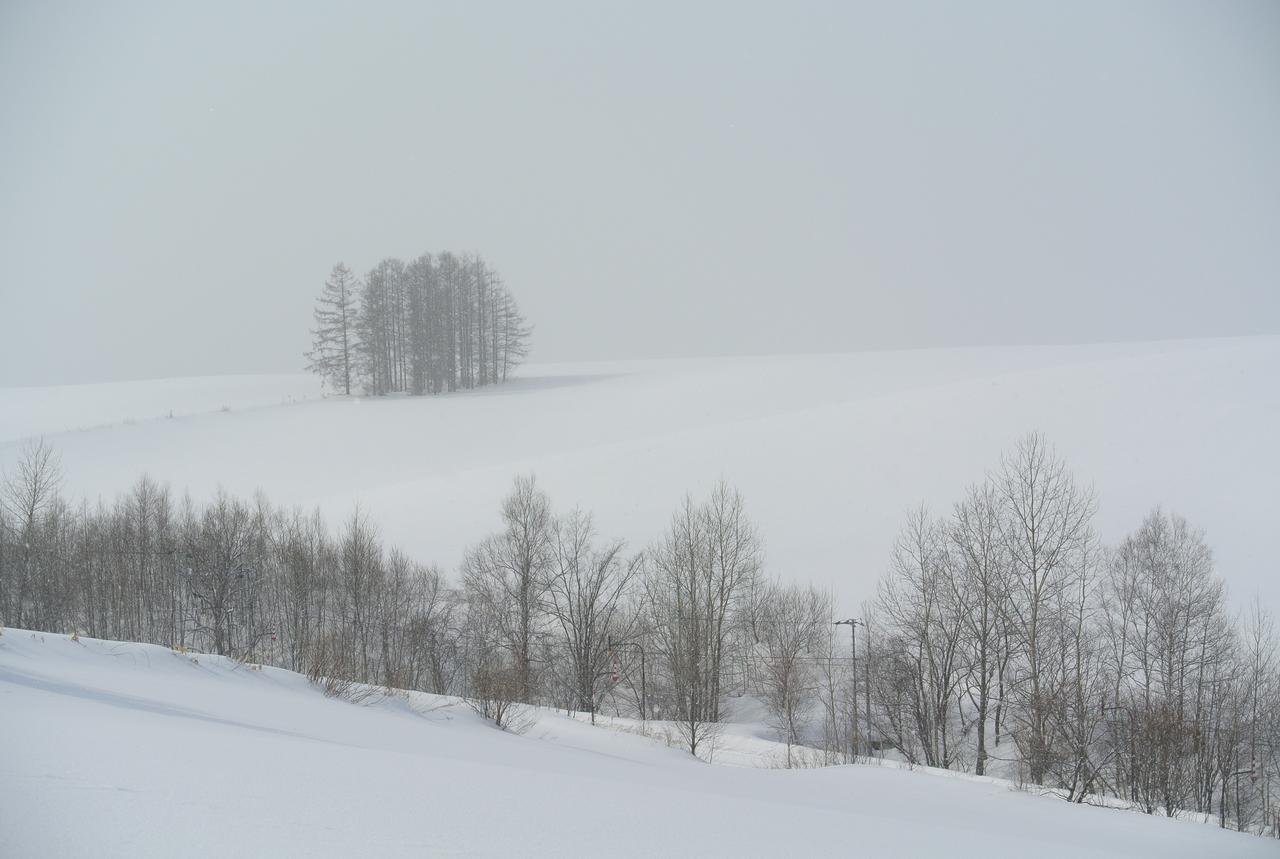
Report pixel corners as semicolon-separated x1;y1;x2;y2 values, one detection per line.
835;619;862;758
864;617;872;754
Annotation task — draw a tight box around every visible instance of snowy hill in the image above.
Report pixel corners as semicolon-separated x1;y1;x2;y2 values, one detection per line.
2;338;1276;612
1;629;1273;857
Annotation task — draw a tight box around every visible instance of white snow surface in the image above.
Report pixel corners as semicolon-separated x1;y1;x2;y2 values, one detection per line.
0;373;319;444
2;629;1274;857
1;338;1278;611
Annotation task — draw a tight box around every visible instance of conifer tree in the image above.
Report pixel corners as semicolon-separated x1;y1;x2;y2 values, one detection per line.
304;263;358;395
307;252;530;395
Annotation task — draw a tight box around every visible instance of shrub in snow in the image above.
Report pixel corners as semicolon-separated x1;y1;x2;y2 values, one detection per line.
467;664;534;734
304;633;378;703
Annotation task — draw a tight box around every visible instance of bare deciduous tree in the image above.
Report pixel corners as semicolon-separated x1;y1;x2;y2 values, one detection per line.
757;582;832;765
997;432;1096;784
545;509;639;720
875;506;966;768
1;438;62;628
462;475;553;702
949;481;1010;775
646;482;762;757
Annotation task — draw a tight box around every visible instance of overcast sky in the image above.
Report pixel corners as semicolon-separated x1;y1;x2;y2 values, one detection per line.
1;1;1277;386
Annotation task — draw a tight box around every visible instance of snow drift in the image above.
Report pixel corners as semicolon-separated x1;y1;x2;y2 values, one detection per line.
1;629;1273;857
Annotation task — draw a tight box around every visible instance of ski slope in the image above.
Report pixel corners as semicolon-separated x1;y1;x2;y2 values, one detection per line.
1;629;1273;857
1;337;1278;612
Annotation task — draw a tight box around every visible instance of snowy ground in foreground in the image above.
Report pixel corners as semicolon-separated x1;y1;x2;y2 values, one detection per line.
1;630;1273;858
2;338;1278;611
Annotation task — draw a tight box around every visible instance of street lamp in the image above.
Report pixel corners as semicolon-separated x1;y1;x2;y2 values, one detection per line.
834;619;862;758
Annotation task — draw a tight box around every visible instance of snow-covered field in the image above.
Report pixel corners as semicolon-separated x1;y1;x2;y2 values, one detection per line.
4;340;1278;855
2;338;1276;612
0;373;319;444
2;628;1273;857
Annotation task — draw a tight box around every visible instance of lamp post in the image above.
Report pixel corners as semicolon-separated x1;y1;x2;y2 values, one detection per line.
834;618;862;758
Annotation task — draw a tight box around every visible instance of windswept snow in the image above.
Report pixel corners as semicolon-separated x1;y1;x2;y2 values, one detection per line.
1;630;1273;857
1;338;1277;611
0;374;319;444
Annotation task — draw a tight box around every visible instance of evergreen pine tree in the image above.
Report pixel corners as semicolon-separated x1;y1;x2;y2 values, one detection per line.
304;263;358;395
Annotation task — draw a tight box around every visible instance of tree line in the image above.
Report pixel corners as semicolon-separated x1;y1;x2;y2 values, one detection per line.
864;434;1277;836
305;252;530;396
0;434;1276;836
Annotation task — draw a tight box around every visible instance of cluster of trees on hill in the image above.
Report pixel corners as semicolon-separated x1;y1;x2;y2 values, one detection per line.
305;253;530;396
1;435;1276;837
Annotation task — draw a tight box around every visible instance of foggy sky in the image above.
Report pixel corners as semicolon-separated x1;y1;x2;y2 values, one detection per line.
2;0;1277;386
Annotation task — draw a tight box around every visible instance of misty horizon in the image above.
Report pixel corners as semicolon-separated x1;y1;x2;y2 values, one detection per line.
3;0;1278;386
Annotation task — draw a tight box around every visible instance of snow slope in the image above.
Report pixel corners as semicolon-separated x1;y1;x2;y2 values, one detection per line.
1;629;1273;857
0;373;319;444
1;338;1277;611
